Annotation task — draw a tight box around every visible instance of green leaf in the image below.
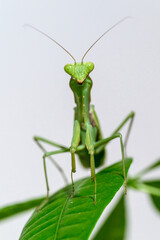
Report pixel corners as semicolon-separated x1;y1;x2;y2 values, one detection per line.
134;159;160;179
128;180;160;196
93;194;126;240
19;159;132;240
144;180;160;213
0;197;44;221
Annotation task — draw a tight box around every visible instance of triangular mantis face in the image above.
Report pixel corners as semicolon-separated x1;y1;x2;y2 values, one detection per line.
64;62;94;83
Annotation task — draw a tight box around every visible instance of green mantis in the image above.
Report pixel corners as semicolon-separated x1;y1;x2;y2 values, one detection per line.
26;17;135;206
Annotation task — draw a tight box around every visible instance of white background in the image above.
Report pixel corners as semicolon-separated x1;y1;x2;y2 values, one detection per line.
0;0;160;239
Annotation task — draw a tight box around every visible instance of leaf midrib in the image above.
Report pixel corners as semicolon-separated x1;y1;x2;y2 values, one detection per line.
54;197;69;240
53;178;89;239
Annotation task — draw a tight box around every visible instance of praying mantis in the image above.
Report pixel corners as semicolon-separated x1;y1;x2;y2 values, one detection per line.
25;17;135;206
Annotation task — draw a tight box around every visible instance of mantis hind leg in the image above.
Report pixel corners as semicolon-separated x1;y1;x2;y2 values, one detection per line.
110;111;135;156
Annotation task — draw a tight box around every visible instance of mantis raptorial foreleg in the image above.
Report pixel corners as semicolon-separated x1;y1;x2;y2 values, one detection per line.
90;153;96;203
34;136;68;183
86;124;96;204
70;120;81;193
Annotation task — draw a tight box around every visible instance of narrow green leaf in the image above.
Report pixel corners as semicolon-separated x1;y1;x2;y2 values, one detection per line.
19;159;132;240
144;180;160;213
93;194;126;240
0;197;44;221
134;159;160;179
128;180;160;196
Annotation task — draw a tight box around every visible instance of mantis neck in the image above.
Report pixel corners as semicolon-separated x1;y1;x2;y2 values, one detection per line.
69;76;93;128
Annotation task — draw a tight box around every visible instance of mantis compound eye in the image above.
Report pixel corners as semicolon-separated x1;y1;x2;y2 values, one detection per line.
64;64;74;75
85;62;94;73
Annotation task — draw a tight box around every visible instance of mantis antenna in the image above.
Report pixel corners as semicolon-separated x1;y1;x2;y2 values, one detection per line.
24;24;76;63
81;16;131;62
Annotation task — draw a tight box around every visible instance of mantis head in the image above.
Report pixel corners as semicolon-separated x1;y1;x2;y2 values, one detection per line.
64;62;94;83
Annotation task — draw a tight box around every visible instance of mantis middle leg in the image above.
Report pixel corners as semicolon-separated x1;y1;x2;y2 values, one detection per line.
94;133;126;192
40;148;70;207
36;148;70;210
34;136;68;183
